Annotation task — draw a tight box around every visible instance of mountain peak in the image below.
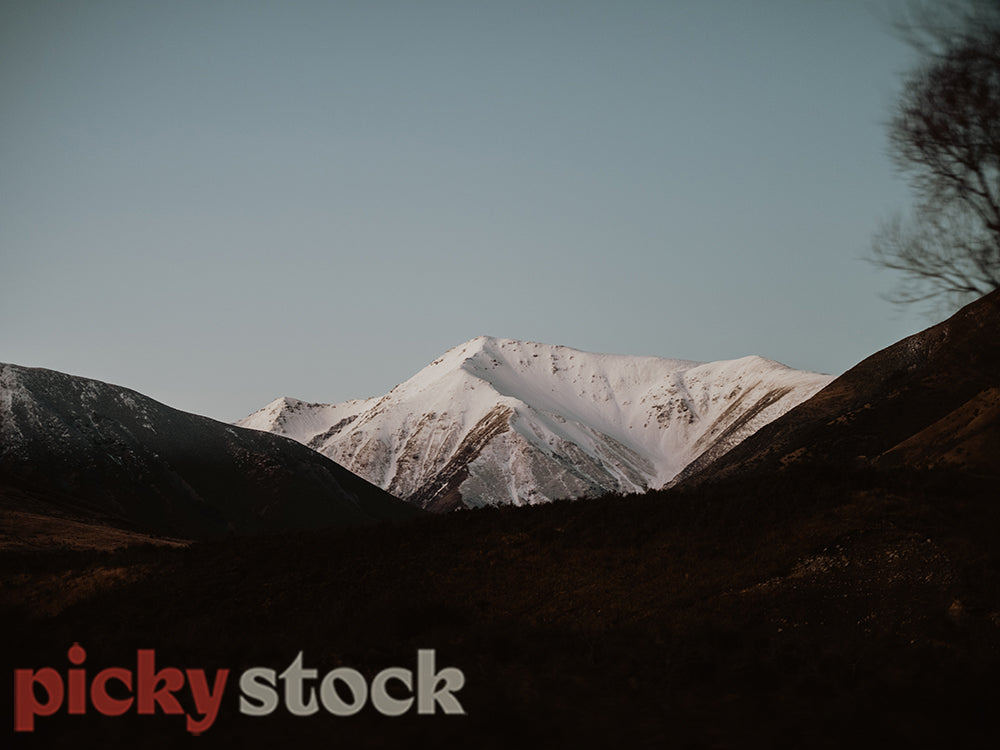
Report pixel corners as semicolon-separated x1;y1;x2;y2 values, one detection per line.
239;341;832;509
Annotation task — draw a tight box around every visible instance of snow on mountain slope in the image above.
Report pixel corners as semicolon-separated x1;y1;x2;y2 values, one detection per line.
238;337;833;510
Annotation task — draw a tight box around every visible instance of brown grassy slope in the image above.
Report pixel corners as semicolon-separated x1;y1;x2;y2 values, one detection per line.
0;487;190;552
879;385;1000;472
676;289;1000;486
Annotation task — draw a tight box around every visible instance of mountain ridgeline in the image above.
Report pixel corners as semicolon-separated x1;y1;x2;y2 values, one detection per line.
238;337;832;510
0;364;419;542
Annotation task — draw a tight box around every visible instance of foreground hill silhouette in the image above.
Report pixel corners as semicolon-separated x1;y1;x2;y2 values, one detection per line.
0;363;418;543
676;289;1000;486
3;293;999;748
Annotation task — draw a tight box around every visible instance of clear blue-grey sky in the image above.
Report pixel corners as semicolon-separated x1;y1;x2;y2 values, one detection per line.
3;0;927;421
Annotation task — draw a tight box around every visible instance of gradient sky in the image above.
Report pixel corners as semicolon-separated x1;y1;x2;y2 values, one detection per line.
2;0;930;421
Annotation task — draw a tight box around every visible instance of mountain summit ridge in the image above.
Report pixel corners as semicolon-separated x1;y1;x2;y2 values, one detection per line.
239;337;832;510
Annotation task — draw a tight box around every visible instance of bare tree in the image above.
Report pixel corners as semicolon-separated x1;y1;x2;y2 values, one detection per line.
871;0;1000;311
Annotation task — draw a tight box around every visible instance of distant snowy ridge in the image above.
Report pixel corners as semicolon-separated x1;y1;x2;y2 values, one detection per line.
238;337;833;510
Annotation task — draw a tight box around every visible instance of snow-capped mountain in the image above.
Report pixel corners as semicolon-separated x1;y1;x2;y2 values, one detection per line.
238;337;833;511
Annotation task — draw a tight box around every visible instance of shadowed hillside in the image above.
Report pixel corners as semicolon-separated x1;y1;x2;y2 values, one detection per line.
3;467;998;748
675;290;1000;486
0;364;419;542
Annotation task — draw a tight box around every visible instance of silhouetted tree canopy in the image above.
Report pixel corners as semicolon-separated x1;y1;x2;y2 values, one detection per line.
871;0;1000;310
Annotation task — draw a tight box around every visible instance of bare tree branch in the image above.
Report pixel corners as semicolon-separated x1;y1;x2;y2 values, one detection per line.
871;0;1000;313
